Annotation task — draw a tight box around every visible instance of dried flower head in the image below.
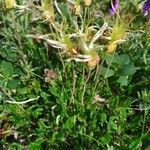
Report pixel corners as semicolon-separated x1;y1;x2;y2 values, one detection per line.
44;68;56;83
41;0;55;22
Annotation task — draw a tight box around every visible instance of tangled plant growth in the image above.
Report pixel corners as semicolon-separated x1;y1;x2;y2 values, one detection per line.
0;0;150;149
27;0;128;68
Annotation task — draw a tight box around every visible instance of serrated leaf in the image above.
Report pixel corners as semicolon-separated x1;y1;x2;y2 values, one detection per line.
118;109;127;122
49;86;60;97
109;97;119;108
1;49;17;62
108;117;117;131
100;134;112;144
63;116;74;130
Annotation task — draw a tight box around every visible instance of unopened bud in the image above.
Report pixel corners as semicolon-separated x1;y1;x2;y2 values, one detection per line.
86;55;100;68
75;5;81;15
5;0;16;9
84;0;92;6
106;42;117;54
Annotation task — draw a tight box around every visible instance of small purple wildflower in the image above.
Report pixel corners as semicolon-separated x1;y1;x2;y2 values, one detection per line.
108;0;119;15
143;0;150;16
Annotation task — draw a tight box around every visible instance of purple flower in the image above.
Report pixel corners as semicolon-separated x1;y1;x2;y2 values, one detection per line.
108;0;119;15
143;0;150;16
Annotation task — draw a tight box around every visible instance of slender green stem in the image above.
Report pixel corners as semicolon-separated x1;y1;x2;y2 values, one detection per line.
81;65;85;89
92;59;105;95
81;69;91;106
59;53;68;81
10;10;31;76
140;102;148;145
93;63;99;81
82;7;88;31
70;63;76;104
105;53;115;79
77;132;103;147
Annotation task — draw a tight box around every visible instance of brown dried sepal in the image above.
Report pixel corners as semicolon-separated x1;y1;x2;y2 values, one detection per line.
44;68;57;83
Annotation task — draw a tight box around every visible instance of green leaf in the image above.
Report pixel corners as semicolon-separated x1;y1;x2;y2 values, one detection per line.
0;92;2;101
63;116;74;130
17;87;28;94
106;54;130;65
146;146;150;150
28;140;42;150
1;49;17;62
101;113;107;126
7;79;19;89
49;86;60;97
117;109;127;122
139;90;150;103
100;134;112;144
117;76;128;86
105;54;119;65
100;66;115;78
129;138;140;150
107;145;114;150
116;54;130;65
59;3;70;19
0;79;6;87
9;143;22;150
55;131;64;141
109;96;119;108
0;61;13;77
108;117;117;132
118;63;137;76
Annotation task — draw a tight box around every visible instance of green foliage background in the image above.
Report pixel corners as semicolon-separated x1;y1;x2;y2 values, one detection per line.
0;0;150;149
